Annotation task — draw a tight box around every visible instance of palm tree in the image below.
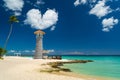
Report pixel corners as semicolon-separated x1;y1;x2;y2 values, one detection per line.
0;48;7;59
4;15;19;49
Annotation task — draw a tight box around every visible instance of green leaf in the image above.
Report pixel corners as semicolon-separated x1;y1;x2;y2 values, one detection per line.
9;15;19;23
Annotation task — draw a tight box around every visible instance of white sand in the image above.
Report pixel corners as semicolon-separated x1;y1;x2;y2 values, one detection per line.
0;56;85;80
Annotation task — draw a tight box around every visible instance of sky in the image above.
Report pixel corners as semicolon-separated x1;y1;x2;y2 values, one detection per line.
0;0;120;55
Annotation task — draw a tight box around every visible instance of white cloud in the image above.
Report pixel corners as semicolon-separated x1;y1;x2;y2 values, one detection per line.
81;0;87;4
102;28;109;32
26;0;33;5
32;50;35;53
115;8;120;11
34;0;45;7
24;50;30;53
48;49;55;53
8;50;36;53
89;0;97;8
3;0;24;16
14;11;21;16
9;50;16;53
74;0;80;6
71;51;84;55
102;17;119;32
42;49;55;53
62;51;84;55
74;0;87;6
24;9;58;30
74;0;97;7
50;26;56;31
89;0;112;18
3;0;24;11
26;0;45;8
33;0;45;8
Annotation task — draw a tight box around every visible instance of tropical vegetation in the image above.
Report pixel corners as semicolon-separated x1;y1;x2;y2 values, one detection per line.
4;15;19;49
0;48;7;59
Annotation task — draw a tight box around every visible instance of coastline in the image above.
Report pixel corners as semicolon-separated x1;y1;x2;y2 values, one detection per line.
0;56;118;80
40;59;118;80
0;56;85;80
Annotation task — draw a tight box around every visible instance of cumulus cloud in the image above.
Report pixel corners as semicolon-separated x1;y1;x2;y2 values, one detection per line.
9;50;35;53
26;0;45;8
102;17;119;32
14;11;21;16
32;50;35;53
24;50;31;53
24;9;58;30
27;49;55;53
47;49;55;53
89;0;112;18
74;0;80;6
34;0;45;7
61;51;84;55
69;51;84;55
50;26;56;31
74;0;97;7
115;8;120;12
3;0;24;16
89;0;97;8
74;0;87;6
42;49;55;53
80;0;87;4
9;50;16;53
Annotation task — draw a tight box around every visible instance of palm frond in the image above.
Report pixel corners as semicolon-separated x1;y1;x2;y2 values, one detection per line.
9;15;19;23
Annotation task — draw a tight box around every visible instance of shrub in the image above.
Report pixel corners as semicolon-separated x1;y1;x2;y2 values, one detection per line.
0;48;7;59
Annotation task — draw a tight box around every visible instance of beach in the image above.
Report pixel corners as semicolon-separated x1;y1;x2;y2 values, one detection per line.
0;56;118;80
0;56;119;80
0;56;87;80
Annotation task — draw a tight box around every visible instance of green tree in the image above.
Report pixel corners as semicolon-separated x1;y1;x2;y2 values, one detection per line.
4;15;19;49
0;48;7;59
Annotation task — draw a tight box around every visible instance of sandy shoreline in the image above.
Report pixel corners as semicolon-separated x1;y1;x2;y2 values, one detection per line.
0;56;114;80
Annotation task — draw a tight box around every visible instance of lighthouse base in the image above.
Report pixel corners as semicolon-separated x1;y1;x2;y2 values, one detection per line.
34;52;43;59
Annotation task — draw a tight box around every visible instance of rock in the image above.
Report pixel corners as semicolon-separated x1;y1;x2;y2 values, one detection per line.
60;68;71;72
47;62;63;68
41;60;93;73
61;60;94;64
40;68;60;73
40;68;53;73
86;60;93;62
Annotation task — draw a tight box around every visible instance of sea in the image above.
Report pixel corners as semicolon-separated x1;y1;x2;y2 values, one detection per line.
62;55;120;80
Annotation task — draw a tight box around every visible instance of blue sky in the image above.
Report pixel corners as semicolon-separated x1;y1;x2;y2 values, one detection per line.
0;0;120;55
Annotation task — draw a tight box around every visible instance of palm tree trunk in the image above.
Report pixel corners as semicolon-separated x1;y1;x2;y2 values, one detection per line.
4;24;13;49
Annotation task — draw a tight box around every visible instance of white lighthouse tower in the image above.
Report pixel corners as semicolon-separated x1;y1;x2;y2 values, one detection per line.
34;30;45;59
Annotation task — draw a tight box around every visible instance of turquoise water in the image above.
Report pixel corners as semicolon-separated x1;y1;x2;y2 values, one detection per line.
62;56;120;80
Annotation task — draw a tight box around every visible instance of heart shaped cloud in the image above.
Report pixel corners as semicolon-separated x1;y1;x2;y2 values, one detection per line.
24;9;58;30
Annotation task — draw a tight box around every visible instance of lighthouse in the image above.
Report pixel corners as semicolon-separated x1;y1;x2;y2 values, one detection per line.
34;30;45;59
